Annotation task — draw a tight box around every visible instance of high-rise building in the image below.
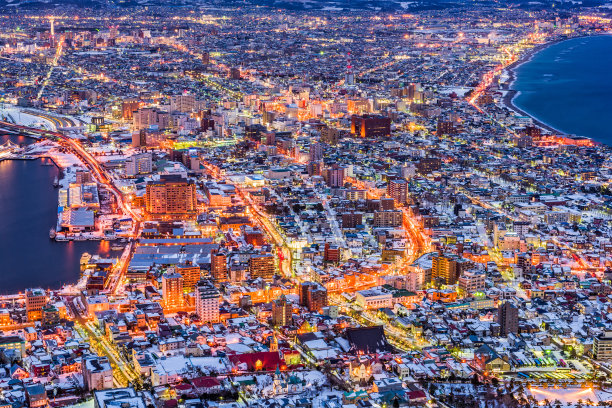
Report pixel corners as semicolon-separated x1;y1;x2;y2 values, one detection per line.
201;52;210;65
162;273;184;311
82;357;114;391
145;175;197;220
133;107;170;131
342;212;363;229
320;126;340;145
228;67;241;80
271;294;292;327
26;288;47;322
323;164;345;188
121;99;140;120
249;254;275;282
324;242;341;263
175;262;201;292
196;280;220;323
373;210;403;228
436;121;456;136
498;301;518;337
431;254;459;286
309;143;324;162
211;251;228;282
350;115;391;138
132;129;147;148
125;153;152;176
170;94;196;113
387;179;408;205
299;282;328;312
594;331;612;360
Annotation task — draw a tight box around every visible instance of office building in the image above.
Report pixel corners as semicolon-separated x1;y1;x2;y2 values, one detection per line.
458;270;486;294
145;175;197;220
350;114;391;138
373;210;403;228
498;301;518;337
271;294;293;327
121;99;140;120
175;262;201;292
170;94;196;113
196;280;220;323
133;107;170;131
299;282;328;312
431;254;459;286
83;357;114;391
387;179;408;205
211;251;228;282
26;288;47;321
125;152;152;176
162;273;184;312
249;254;275;281
594;331;612;360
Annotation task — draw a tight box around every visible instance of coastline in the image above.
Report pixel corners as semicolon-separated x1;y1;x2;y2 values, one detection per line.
501;34;606;139
500;35;586;137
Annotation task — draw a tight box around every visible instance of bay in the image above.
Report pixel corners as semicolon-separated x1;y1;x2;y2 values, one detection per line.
512;35;612;146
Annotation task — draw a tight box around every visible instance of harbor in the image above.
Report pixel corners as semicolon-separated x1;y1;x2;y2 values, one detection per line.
0;133;122;293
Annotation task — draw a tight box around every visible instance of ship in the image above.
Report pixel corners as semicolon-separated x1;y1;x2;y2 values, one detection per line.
49;228;56;239
53;176;60;188
80;252;92;265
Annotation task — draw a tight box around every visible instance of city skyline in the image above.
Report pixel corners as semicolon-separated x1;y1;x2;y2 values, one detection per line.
0;3;610;408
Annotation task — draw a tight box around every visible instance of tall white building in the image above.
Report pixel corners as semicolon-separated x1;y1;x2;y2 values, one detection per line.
170;94;196;113
83;357;114;391
125;153;153;176
196;280;220;323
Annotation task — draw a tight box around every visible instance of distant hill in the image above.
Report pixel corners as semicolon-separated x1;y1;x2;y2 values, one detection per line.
1;0;606;11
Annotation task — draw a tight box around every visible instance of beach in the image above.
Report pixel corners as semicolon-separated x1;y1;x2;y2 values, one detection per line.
500;37;571;136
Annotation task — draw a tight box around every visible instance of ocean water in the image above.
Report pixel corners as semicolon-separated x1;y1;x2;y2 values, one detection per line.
512;35;612;146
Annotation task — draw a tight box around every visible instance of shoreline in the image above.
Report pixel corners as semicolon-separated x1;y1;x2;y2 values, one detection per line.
501;37;569;136
500;35;590;138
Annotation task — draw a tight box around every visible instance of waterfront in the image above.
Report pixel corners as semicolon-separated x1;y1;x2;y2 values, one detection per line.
511;35;612;145
0;134;115;294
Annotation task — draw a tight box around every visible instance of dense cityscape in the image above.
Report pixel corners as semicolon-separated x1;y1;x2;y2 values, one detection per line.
0;3;611;408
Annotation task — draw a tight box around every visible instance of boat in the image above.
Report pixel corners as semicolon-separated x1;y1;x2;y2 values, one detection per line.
53;176;59;188
74;234;87;241
80;252;92;265
55;234;68;241
49;228;56;239
111;244;124;251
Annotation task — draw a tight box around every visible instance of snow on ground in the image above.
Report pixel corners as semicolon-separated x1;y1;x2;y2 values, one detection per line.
528;387;599;405
155;355;230;376
0;106;56;130
439;86;472;97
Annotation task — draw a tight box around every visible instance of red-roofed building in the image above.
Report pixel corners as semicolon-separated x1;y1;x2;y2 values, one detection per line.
192;376;222;394
228;351;285;372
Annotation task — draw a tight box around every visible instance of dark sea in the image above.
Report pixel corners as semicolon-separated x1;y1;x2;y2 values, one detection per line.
0;134;118;294
512;35;612;146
